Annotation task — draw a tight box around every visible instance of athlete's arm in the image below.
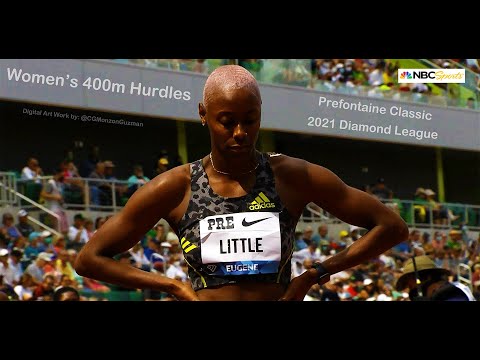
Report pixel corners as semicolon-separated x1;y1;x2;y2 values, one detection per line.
303;161;409;277
74;165;198;301
281;160;409;300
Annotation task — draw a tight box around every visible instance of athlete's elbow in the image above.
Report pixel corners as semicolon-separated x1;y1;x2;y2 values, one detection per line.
387;216;409;245
74;249;95;277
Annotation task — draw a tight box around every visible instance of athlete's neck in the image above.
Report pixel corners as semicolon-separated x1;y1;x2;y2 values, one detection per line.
209;149;259;176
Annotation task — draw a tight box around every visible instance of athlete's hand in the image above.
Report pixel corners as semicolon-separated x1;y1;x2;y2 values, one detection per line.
278;269;325;301
171;281;200;301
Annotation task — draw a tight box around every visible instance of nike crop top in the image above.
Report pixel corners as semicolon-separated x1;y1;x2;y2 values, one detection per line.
176;152;297;291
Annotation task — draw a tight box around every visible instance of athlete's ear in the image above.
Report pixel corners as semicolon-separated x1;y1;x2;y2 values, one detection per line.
199;102;207;122
199;102;207;125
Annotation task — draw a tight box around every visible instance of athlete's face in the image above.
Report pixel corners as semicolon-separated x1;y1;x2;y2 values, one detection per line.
200;87;261;155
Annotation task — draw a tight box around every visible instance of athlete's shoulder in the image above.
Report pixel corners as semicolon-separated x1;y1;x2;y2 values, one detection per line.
265;152;308;171
149;163;191;191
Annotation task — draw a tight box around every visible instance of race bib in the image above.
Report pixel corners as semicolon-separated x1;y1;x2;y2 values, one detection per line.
199;212;281;276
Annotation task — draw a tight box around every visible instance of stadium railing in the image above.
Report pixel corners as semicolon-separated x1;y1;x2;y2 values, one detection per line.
0;172;131;212
457;263;473;292
2;174;479;231
0;172;63;236
300;198;480;231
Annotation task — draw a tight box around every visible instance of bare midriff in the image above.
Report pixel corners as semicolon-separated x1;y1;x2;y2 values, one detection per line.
196;282;286;301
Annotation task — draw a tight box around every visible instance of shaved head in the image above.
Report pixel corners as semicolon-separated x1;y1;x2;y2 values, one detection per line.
202;65;261;110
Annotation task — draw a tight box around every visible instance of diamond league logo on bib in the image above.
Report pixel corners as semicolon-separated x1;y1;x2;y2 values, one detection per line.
199;212;281;276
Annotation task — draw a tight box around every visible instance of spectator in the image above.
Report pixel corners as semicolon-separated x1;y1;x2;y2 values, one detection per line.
466;97;476;109
58;274;76;288
154;153;170;177
370;177;393;201
0;212;24;245
126;164;150;197
465;59;480;71
103;160;116;180
424;188;453;225
368;61;385;86
395;255;475;301
299;225;314;246
62;160;86;204
40;167;69;233
446;229;464;252
409;229;425;256
16;209;34;238
292;241;322;265
55;249;76;281
358;278;378;301
79;145;101;178
338;229;354;248
53;286;80;301
24;252;54;284
148;223;166;245
349;225;363;242
13;273;36;301
84;218;95;240
53;235;67;254
378;249;396;269
24;232;43;261
94;217;106;232
421;232;434;256
193;59;208;74
165;253;188;282
67;213;89;251
33;274;55;300
88;162;112;206
7;248;24;287
21;157;44;183
319;279;341;301
413;187;428;223
0;248;16;288
311;224;333;255
129;242;151;271
472;263;480;294
103;160;126;205
294;228;307;251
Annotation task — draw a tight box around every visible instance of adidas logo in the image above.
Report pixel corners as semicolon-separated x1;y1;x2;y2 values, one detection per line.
249;191;276;211
181;237;197;253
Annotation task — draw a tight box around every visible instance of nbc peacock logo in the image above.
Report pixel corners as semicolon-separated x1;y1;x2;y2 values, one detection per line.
400;71;412;80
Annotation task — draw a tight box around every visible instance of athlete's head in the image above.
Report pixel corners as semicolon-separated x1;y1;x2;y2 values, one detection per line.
199;65;262;155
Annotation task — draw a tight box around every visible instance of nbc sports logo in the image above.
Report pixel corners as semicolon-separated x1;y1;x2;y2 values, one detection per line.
249;192;276;211
399;71;412;80
398;69;465;83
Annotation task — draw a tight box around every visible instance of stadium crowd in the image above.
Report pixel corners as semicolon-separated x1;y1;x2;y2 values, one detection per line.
1;206;479;301
118;58;479;109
